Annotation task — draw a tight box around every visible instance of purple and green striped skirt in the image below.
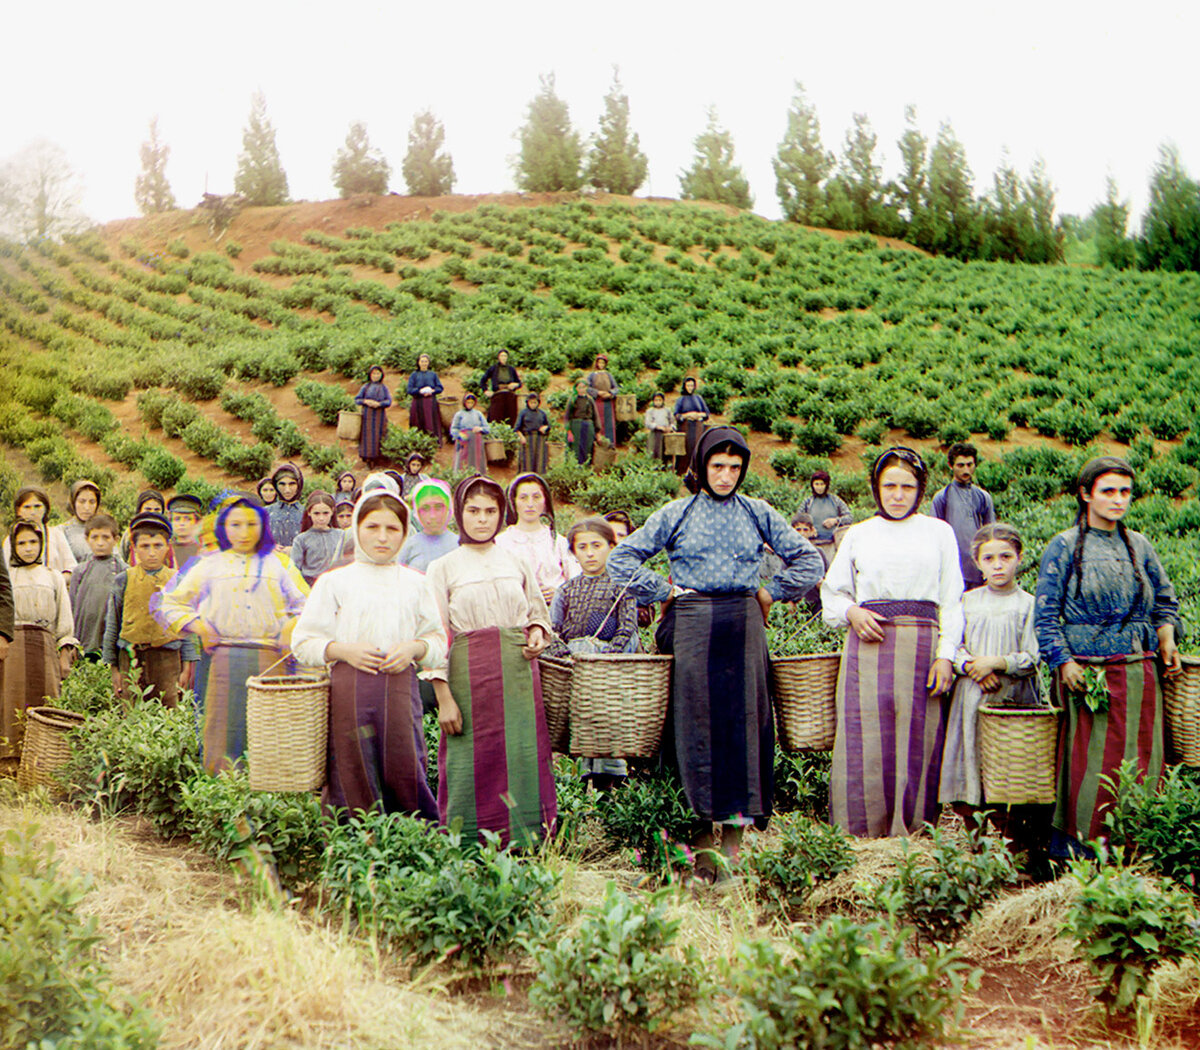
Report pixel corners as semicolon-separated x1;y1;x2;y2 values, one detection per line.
655;593;773;825
195;644;285;775
454;433;487;475
325;663;437;819
830;600;945;838
437;626;557;847
1053;653;1162;844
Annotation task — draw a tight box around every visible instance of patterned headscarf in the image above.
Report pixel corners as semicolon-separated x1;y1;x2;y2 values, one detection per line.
870;447;928;521
453;475;506;545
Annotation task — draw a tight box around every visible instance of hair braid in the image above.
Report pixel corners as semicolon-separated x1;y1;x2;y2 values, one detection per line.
1115;522;1149;629
1070;513;1089;599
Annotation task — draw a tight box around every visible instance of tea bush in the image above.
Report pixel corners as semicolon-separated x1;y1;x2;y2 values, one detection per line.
742;814;855;918
594;768;697;876
217;441;275;480
295;379;355;425
530;883;704;1040
140;447;187;489
381;426;439;463
793;419;841;456
1104;761;1200;889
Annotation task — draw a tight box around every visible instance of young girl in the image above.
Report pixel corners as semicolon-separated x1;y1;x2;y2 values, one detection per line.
1;523;77;766
55;479;101;563
495;473;579;604
156;494;309;774
400;452;429;500
292;477;446;817
545;518;638;659
335;471;358;497
643;393;673;462
4;487;77;577
450;393;490;475
290;492;347;586
939;524;1040;822
398;480;459;573
334;495;354;531
354;364;392;466
257;477;278;506
425;477;557;847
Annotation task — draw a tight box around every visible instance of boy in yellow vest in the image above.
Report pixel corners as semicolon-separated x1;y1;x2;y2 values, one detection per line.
102;511;198;707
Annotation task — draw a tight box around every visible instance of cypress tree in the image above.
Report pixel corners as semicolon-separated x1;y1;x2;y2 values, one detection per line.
134;116;176;215
680;107;752;209
773;83;832;225
402;110;456;196
234;91;289;206
515;74;583;192
585;68;647;195
331;121;390;197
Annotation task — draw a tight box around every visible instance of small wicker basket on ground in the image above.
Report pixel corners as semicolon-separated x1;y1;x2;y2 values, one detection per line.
978;704;1061;805
485;439;508;463
438;395;459;429
1163;655;1200;766
537;655;572;753
614;393;637;422
17;707;86;793
569;653;672;758
592;444;617;471
245;671;329;792
662;432;686;458
336;410;361;441
771;653;840;751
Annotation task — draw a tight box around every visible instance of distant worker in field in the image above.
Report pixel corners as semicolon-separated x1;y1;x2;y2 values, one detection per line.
354;364;392;466
672;377;710;476
480;349;521;427
266;463;305;551
586;354;620;447
798;470;853;567
931;442;995;590
406;353;445;444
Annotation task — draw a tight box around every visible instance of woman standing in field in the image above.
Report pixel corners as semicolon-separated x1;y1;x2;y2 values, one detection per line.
587;354;620;447
480;350;521;427
672;378;710;476
820;447;964;838
54;479;102;564
406;353;445;444
565;380;599;466
643;392;673;463
1035;456;1182;848
799;470;853;567
515;394;551;474
354;365;392;466
425;476;556;847
495;473;579;604
450;393;490;475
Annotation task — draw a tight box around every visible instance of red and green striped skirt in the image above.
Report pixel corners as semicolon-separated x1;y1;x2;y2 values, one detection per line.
437;626;557;847
1053;653;1163;843
454;433;487;475
195;644;286;775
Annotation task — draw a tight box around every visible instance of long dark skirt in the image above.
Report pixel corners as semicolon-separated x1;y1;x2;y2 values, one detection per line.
830;600;945;838
359;405;388;461
408;395;443;443
1053;653;1162;844
487;391;518;426
195;644;285;775
569;419;595;465
454;433;487;475
647;430;665;461
596;398;617;446
655;593;773;825
1;625;58;760
325;662;437;819
519;433;549;474
437;627;557;847
677;419;705;475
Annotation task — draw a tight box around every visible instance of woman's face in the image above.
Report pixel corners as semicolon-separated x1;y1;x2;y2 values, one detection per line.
369;367;383;383
338;476;355;493
16;495;46;522
572;531;612;575
276;476;299;502
74;489;98;521
877;464;919;519
309;504;333;529
259;481;277;503
141;498;164;515
464;397;477;411
497;350;509;365
812;478;828;496
683;379;696;395
416;497;449;536
575;381;587;396
461;494;501;542
358;508;406;562
225;506;262;553
514;481;546;524
607;520;630;542
407;459;424;476
418;354;430;370
1082;471;1133;528
14;531;41;563
335;505;353;528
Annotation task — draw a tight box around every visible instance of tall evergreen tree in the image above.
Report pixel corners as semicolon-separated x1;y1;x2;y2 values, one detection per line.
402;110;455;197
773;82;832;225
1093;176;1136;270
680;107;752;209
515;74;583;192
981;152;1031;261
1022;156;1063;263
234;91;289;206
134;116;176;215
585;68;647;195
1139;143;1200;272
923;121;980;259
893;104;929;241
331;121;390;197
828;112;894;234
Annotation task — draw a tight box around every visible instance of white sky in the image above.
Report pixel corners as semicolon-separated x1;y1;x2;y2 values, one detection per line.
3;0;1197;230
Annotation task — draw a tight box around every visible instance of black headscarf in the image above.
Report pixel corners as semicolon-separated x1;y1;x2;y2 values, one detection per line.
8;521;44;567
684;425;750;500
270;462;304;503
870;447;927;521
453;475;507;545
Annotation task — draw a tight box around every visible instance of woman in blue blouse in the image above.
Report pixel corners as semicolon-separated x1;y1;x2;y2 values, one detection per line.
406;353;444;443
608;427;824;884
354;365;392;465
1035;456;1182;848
672;377;710;476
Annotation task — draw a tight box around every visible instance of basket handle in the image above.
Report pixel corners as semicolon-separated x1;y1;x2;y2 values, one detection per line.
258;651;293;678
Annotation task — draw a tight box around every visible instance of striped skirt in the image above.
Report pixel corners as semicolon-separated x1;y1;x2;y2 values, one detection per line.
195;644;285;775
0;626;59;760
325;663;437;819
596;398;617;445
454;433;487;475
1053;653;1162;844
830;600;945;838
358;405;388;461
437;627;557;847
409;395;443;443
655;593;773;824
519;433;549;474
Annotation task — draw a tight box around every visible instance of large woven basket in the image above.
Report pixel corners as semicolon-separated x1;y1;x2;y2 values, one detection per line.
246;672;329;792
771;653;839;751
537;655;572;753
979;704;1061;805
614;393;637;422
1163;655;1200;766
662;432;687;458
485;439;508;463
336;410;361;441
17;707;86;793
438;395;459;429
592;444;617;471
569;653;672;758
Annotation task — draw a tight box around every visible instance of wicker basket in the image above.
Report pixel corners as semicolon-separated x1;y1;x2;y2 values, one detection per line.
662;432;687;458
569;653;672;758
17;707;86;793
592;444;616;471
438;395;459;429
614;393;637;422
1163;655;1200;766
771;653;840;751
245;672;330;792
336;410;361;441
484;439;508;463
537;656;572;753
979;704;1061;805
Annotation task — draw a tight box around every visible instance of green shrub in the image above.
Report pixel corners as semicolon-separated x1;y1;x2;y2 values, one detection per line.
101;431;153;469
259;347;301;387
173;365;225;401
180;418;229;459
273;419;308;458
1110;409;1143;444
594;768;697;876
217;442;275;480
697;916;975;1050
225;241;243;259
140;447;187;489
167;237;189;258
530;883;705;1040
742;814;855;918
302;441;345;474
771;418;797;443
136;387;174;429
1144;457;1197;498
160;398;201;437
729;397;781;433
55;659;122;717
525;369;551;394
1104;761;1200;889
793;419;841;456
773;750;832;817
381;426;438;463
295;379;355;425
1057;405;1104;446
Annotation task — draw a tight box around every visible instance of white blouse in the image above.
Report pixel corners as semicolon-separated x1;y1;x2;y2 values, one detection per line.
821;514;965;661
11;564;78;648
494;525;580;594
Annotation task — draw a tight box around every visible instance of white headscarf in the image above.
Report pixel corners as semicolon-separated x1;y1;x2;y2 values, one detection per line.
351;473;410;565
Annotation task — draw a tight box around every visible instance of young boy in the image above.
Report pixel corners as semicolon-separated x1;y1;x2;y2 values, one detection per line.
266;463;304;550
67;513;126;660
102;511;198;707
167;493;204;569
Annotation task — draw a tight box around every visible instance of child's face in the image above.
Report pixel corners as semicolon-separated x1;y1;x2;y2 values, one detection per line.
74;489;98;521
416;498;449;536
572;531;612;576
133;532;170;571
260;481;277;503
335;506;353;528
225;506;262;554
276;476;299;502
794;522;817;540
358;508;406;563
141;498;164;515
87;528;116;558
607;520;630;542
461;495;500;543
16;495;46;522
513;482;546;525
171;512;200;542
976;539;1020;592
309;504;333;529
14;531;41;562
338;477;355;493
